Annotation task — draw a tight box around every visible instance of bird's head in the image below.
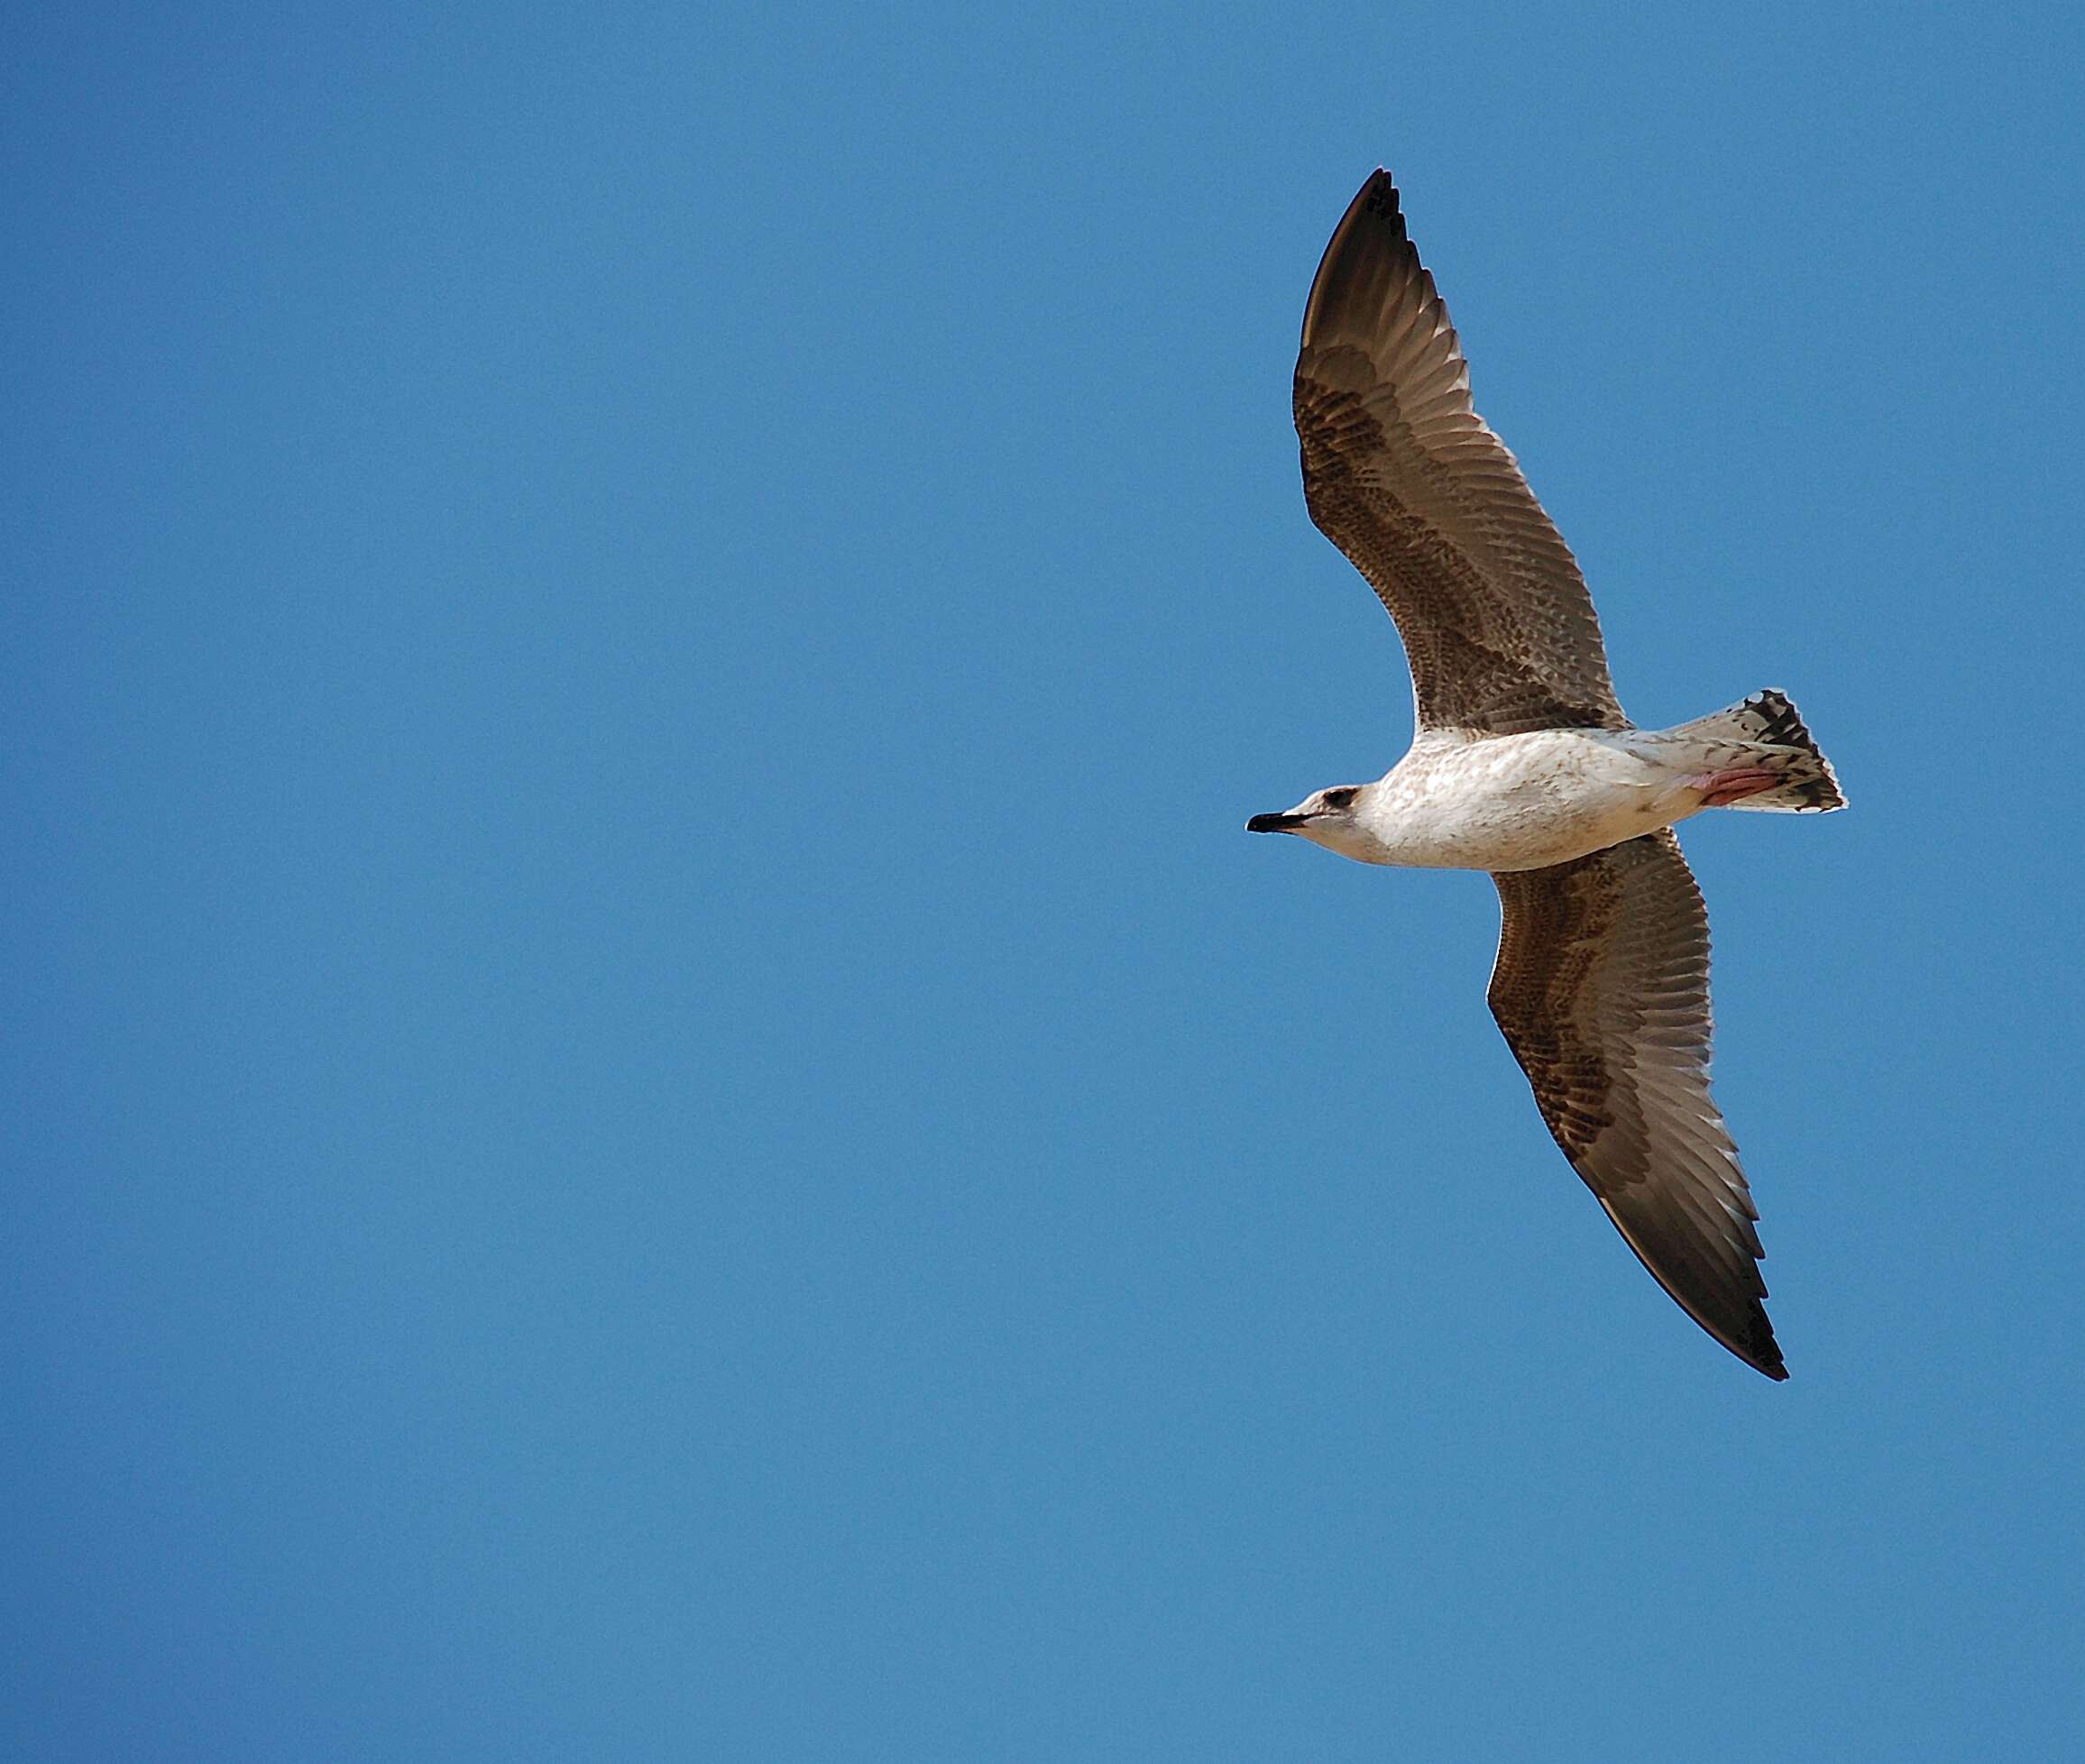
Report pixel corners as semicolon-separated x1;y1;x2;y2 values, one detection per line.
1247;784;1377;859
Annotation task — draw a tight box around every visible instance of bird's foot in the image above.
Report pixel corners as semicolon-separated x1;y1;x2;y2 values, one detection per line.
1695;766;1781;807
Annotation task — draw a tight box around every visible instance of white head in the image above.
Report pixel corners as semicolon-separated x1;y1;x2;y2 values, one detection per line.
1246;783;1387;863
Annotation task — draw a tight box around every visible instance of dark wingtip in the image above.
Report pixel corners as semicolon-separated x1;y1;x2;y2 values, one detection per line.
1301;169;1413;348
1355;168;1401;219
1350;167;1401;225
1743;1311;1789;1381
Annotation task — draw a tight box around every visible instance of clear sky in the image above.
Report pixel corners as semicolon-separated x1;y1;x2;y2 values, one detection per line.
7;3;2082;1759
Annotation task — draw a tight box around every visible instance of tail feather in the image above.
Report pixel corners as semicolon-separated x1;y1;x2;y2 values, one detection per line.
1671;689;1846;813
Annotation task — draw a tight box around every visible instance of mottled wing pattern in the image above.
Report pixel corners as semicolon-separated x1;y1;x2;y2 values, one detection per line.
1295;170;1627;736
1487;831;1786;1378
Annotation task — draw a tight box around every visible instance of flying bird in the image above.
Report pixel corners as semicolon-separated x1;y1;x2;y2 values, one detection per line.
1251;171;1843;1379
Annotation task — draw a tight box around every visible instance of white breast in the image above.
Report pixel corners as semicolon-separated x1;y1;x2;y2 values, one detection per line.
1358;730;1684;871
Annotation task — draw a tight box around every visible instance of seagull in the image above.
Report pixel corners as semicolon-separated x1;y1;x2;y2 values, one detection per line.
1250;171;1843;1380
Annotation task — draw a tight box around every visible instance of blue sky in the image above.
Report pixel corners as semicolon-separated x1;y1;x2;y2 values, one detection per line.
7;3;2082;1758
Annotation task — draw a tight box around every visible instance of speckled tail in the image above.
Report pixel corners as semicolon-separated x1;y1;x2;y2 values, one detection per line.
1667;690;1846;813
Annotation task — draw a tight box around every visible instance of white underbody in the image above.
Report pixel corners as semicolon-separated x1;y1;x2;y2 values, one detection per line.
1316;728;1740;872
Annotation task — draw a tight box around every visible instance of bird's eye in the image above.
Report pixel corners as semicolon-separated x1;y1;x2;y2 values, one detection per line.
1322;788;1356;811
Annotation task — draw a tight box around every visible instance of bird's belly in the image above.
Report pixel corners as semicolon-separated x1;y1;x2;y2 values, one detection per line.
1377;738;1677;871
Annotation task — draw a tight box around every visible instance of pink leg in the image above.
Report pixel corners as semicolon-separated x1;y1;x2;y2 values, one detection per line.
1695;766;1781;808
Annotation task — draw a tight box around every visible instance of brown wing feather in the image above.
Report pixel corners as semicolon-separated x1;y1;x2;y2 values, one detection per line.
1487;831;1786;1379
1296;171;1627;736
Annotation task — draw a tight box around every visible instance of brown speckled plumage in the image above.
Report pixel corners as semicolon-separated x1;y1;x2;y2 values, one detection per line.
1295;172;1626;736
1489;833;1784;1380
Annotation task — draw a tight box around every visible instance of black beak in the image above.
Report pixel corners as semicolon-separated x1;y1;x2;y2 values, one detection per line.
1246;813;1310;833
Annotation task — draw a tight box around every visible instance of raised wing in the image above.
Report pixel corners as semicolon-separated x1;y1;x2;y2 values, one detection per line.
1487;832;1786;1379
1296;170;1627;736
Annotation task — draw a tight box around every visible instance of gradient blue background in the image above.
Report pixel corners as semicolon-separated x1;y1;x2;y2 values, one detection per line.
8;4;2081;1758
